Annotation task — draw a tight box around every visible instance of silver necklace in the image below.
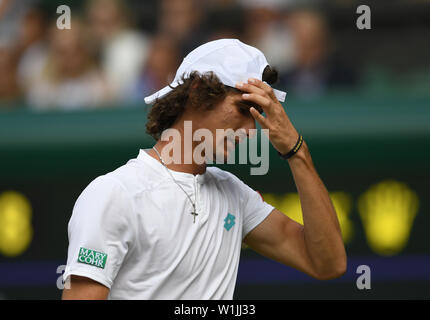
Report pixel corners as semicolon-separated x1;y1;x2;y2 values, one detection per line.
152;146;198;223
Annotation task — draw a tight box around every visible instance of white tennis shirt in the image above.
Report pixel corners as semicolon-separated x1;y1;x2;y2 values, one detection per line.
63;149;274;299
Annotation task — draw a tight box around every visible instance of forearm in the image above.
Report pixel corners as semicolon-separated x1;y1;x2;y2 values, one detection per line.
287;141;347;279
239;78;346;277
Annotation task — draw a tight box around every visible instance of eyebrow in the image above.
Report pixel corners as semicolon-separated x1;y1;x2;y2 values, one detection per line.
226;86;264;114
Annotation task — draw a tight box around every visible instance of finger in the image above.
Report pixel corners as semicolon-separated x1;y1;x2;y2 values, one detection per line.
249;107;268;129
248;78;277;101
242;93;271;113
235;82;266;97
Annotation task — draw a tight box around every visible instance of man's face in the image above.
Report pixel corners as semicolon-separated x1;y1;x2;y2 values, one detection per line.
192;92;259;162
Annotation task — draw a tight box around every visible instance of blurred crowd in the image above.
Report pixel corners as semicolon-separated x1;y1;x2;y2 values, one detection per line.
0;0;360;111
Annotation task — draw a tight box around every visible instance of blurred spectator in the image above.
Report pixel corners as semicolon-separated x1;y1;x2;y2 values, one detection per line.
241;0;295;74
26;19;111;110
0;0;32;46
205;2;245;40
0;44;21;104
0;0;423;111
134;34;180;102
158;0;206;57
15;5;49;95
279;9;358;99
86;0;150;103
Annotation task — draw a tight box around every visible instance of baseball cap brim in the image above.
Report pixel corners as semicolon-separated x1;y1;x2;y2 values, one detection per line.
144;84;175;105
144;82;286;105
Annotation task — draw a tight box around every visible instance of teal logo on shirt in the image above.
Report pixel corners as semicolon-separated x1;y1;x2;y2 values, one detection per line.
224;213;236;231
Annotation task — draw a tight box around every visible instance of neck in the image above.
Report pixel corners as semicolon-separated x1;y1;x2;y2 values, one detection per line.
148;130;208;176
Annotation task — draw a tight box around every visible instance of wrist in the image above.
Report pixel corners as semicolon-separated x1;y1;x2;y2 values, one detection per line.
277;133;304;160
287;140;311;164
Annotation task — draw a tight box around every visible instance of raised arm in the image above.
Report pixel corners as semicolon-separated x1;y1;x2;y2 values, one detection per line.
238;78;347;280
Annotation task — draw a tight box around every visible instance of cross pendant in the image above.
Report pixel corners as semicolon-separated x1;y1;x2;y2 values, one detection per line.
191;211;198;223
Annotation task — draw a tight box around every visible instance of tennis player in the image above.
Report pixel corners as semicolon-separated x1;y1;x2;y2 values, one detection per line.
62;39;346;300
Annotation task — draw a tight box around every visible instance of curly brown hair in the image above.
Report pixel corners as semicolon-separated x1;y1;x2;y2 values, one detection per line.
146;65;278;140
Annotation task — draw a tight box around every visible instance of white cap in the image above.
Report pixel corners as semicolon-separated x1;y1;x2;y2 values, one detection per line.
144;39;286;105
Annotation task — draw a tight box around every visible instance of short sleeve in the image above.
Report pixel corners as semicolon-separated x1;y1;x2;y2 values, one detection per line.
63;175;136;289
233;177;275;240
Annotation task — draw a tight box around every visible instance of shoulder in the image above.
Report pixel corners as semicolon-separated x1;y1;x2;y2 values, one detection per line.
75;174;132;212
207;166;240;183
103;158;163;196
69;173;136;237
206;166;251;194
74;163;141;214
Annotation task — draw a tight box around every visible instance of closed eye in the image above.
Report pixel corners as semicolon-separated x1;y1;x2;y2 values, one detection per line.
235;100;264;115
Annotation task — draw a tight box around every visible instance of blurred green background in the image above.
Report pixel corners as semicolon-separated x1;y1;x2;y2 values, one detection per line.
1;0;430;299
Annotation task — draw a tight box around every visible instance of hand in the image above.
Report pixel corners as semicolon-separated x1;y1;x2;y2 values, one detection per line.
236;78;299;155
